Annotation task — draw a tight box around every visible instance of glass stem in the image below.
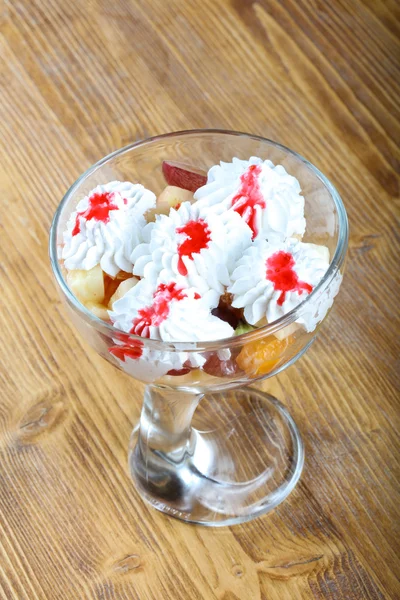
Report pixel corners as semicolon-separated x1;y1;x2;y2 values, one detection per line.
139;385;203;464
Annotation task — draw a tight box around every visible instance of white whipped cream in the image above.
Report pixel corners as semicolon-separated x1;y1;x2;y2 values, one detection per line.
108;335;211;383
229;238;330;331
194;157;305;241
109;278;232;342
297;268;342;333
62;181;155;276
131;201;251;294
109;338;185;383
159;296;234;342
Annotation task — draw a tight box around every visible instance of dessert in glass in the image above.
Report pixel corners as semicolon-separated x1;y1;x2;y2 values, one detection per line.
49;130;348;526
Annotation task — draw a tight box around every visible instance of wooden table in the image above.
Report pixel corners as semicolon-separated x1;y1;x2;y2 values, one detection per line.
0;1;399;598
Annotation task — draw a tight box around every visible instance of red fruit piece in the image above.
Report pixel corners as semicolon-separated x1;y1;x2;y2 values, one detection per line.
211;307;239;330
203;352;239;378
162;161;207;193
109;341;143;361
166;368;192;377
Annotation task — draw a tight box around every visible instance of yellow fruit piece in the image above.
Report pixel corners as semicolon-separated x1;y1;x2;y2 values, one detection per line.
144;207;159;223
85;302;110;321
145;186;194;222
236;335;293;377
115;270;134;280
301;242;330;263
109;277;139;308
161;368;202;385
273;322;301;341
158;185;194;208
66;264;105;304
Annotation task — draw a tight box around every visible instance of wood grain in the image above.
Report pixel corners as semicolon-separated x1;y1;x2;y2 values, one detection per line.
0;0;399;598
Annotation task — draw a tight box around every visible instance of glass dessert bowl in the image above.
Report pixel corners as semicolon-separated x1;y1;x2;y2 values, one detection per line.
49;130;348;526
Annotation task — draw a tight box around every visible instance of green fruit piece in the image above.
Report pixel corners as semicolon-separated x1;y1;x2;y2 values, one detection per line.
234;322;256;336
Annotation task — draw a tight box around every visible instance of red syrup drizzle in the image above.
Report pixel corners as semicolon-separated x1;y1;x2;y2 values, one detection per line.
130;282;200;338
109;335;144;362
176;219;211;276
230;164;265;240
266;251;313;306
72;191;119;236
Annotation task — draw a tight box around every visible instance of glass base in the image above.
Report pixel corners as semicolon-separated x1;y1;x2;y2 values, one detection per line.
129;387;304;526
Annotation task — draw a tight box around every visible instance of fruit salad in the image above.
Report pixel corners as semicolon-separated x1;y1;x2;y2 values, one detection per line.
61;157;338;383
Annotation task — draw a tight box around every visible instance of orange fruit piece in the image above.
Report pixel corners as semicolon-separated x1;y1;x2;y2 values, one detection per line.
236;335;293;377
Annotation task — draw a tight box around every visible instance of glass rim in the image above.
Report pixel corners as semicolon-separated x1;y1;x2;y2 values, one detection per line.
49;128;349;352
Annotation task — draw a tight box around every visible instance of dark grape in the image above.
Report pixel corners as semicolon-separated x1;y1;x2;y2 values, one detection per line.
211;307;239;330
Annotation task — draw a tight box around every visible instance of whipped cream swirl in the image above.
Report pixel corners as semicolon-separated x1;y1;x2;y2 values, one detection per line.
194;157;306;241
229;238;329;331
110;278;233;342
108;336;187;383
131;201;251;294
62;181;156;276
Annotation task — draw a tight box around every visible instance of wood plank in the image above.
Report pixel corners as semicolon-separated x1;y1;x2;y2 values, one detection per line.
0;0;398;598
